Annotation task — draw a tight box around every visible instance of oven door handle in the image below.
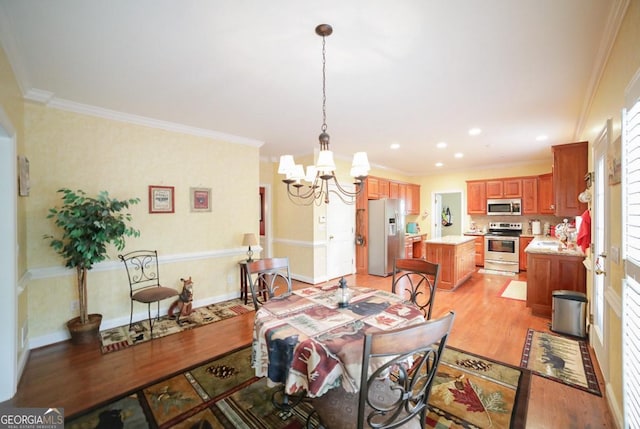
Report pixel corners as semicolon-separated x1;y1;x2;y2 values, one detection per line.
486;260;518;265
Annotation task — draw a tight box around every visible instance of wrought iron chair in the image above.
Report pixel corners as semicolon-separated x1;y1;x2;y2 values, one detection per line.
245;257;292;311
310;311;456;429
392;258;440;319
118;250;179;336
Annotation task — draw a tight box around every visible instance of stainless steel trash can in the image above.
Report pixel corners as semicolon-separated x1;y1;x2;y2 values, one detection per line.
551;290;587;338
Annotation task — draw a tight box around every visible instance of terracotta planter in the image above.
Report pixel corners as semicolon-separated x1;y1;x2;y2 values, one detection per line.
66;313;102;345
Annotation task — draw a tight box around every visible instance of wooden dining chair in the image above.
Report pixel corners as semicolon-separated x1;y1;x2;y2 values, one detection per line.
392;258;440;319
118;250;179;336
245;257;292;311
310;311;456;429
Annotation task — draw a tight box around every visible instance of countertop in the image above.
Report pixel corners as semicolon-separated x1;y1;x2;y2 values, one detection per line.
524;236;585;257
463;231;486;236
424;235;476;245
405;233;427;239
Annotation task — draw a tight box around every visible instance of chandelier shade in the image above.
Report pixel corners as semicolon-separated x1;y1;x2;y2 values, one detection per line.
278;24;370;205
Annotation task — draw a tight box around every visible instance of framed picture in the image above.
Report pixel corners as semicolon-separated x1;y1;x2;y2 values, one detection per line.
149;185;175;213
608;135;621;185
190;187;211;212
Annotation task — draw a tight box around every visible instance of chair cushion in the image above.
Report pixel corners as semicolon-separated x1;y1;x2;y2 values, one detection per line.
311;379;423;429
132;286;178;303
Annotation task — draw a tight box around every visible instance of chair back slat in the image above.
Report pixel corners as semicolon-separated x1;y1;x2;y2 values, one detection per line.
358;312;455;429
119;250;162;295
392;258;440;319
245;257;292;311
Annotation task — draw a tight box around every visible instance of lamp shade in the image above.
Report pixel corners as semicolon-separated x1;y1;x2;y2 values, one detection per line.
242;233;258;246
278;155;295;175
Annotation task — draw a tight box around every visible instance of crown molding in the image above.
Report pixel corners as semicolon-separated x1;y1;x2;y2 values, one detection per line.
24;90;264;148
574;0;630;139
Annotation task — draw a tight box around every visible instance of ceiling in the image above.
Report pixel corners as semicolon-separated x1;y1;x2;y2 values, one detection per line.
0;0;620;176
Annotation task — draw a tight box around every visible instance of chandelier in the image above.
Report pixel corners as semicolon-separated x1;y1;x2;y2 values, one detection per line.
278;24;370;205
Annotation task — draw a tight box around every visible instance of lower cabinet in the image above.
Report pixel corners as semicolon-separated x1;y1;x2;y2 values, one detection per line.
526;252;586;317
464;234;485;266
425;239;475;290
519;237;534;271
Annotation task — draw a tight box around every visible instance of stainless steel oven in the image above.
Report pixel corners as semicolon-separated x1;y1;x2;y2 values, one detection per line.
484;222;522;273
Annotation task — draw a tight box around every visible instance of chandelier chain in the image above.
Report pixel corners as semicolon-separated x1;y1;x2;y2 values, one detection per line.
321;34;327;133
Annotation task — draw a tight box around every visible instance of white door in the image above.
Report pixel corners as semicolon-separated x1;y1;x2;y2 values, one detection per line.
326;184;356;281
433;194;442;239
591;119;610;371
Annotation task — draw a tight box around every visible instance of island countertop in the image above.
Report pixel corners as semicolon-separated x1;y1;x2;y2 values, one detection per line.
424;235;476;245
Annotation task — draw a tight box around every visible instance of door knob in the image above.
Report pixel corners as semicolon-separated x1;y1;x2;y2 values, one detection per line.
329;235;334;240
595;268;606;276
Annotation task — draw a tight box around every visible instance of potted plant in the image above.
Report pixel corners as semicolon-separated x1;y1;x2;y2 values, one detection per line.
44;188;141;344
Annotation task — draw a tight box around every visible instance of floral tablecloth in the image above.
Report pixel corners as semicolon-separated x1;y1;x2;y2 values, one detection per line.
252;284;424;398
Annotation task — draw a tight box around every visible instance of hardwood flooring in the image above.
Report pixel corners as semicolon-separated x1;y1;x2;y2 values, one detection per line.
3;270;616;427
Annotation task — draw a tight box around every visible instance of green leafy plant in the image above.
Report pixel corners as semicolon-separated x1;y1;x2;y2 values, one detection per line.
44;188;141;325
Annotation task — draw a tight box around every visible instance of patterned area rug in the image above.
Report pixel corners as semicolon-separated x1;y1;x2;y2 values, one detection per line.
520;329;601;396
66;346;530;428
499;280;527;301
100;298;254;353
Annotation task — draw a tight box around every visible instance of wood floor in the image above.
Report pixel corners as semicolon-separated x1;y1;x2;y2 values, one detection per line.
3;270;616;428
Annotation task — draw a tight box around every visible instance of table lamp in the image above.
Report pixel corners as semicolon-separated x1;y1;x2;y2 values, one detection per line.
242;233;258;262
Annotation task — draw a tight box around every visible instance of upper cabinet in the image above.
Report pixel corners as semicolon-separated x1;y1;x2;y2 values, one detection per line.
538;173;554;214
486;178;522;198
366;176;420;215
521;177;538;214
466;180;486;214
552;142;588;217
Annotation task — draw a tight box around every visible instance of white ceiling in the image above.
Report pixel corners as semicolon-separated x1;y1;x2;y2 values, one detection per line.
0;0;620;176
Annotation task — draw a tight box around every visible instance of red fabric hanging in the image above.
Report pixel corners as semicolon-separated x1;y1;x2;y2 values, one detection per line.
576;209;591;253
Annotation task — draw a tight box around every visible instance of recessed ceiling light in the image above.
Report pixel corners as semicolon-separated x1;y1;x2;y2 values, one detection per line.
468;128;482;136
535;135;548;141
436;142;447;149
454;152;464;158
390;143;400;149
435;162;443;167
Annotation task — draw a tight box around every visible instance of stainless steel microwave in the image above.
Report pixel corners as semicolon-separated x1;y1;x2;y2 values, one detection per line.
487;198;521;216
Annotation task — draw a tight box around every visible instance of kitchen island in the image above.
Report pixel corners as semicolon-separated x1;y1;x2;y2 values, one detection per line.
525;237;586;317
424;235;476;290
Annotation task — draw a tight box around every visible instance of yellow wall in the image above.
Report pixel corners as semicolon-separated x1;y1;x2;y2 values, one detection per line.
24;103;260;341
577;0;640;421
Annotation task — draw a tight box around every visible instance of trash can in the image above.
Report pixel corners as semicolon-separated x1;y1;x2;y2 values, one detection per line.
551;290;587;338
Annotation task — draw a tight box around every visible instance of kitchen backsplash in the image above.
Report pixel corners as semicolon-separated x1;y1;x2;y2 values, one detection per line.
468;215;570;235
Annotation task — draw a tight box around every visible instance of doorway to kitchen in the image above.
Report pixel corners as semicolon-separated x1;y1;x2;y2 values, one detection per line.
326;183;356;281
432;191;463;239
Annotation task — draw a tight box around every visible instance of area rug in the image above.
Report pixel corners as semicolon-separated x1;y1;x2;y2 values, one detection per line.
427;347;530;429
66;345;530;429
520;329;601;396
499;280;527;301
478;268;517;277
100;298;255;354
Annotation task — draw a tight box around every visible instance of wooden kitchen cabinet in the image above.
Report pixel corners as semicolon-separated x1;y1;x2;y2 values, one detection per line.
424;238;475;290
464;234;485;266
519;236;534;271
521;177;538;214
466;181;486;214
404;237;413;259
366;176;389;199
552;142;588;216
406;184;420;215
389;181;399;199
538;173;554;214
526;252;586;317
486;178;522;198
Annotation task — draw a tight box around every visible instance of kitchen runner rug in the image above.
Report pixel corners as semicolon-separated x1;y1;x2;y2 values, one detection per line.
478;268;517;277
66;346;530;429
500;280;527;301
520;329;601;396
99;298;254;354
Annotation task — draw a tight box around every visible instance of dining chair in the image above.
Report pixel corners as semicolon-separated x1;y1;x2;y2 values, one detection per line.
118;250;179;336
245;257;292;311
392;258;440;319
310;311;456;429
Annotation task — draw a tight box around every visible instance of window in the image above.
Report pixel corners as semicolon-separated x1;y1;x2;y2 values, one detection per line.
623;68;640;429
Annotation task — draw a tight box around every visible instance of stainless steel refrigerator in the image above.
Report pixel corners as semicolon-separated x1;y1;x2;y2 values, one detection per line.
368;199;405;276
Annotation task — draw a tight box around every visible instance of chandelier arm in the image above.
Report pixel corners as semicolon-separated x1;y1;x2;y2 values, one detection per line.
329;174;364;197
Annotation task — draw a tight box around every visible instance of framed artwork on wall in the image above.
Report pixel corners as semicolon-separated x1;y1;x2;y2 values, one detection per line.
18;155;30;196
190;187;211;212
149;185;175;213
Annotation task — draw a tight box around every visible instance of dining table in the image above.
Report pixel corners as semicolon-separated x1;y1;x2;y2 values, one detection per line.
251;283;425;399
